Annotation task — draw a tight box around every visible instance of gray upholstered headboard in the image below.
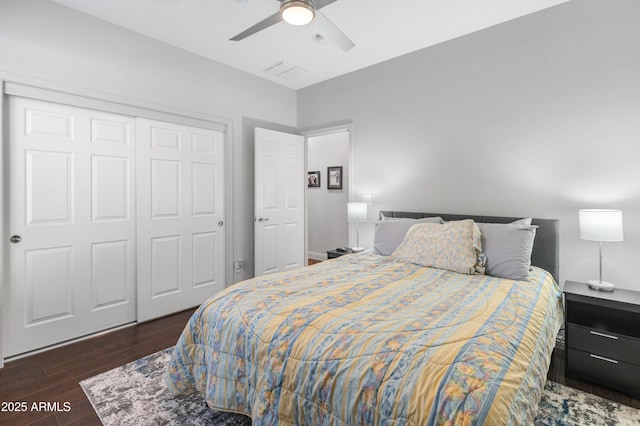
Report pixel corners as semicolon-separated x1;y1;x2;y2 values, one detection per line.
379;211;560;283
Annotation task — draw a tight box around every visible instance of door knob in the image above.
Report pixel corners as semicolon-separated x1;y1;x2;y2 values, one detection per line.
218;221;224;227
257;217;270;222
10;235;22;243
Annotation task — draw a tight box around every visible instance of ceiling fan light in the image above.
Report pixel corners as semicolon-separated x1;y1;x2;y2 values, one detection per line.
281;0;315;26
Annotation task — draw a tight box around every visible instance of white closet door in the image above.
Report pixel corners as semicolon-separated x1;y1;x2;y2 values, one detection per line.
5;97;136;357
136;118;225;322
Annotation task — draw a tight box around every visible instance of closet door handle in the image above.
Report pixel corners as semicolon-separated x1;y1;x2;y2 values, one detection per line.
9;235;22;244
256;217;270;222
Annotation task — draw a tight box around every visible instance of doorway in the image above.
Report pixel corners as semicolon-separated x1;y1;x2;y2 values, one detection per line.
306;130;350;261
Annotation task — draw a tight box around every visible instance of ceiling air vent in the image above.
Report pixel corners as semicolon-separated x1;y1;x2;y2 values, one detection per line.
263;61;306;80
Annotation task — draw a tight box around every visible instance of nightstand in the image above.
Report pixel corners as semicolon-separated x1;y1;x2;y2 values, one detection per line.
563;280;640;398
326;248;353;259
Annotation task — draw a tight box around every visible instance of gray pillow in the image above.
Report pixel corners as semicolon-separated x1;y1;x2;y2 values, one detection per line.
373;217;443;256
477;222;537;281
509;217;532;226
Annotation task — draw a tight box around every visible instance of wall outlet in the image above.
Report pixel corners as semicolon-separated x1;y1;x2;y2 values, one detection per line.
234;259;245;272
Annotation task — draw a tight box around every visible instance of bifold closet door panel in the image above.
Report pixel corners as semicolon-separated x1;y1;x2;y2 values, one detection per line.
136;118;225;322
5;97;136;357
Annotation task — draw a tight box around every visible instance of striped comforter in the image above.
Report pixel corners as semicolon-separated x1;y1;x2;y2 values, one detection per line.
165;252;563;425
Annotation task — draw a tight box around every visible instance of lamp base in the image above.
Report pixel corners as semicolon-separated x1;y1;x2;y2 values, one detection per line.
587;280;615;292
351;247;364;253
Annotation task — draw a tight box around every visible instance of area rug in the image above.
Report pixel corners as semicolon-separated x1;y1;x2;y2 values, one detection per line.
81;347;640;425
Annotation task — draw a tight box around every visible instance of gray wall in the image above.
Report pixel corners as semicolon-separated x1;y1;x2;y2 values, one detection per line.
3;0;640;291
0;0;297;283
307;131;349;258
298;0;640;291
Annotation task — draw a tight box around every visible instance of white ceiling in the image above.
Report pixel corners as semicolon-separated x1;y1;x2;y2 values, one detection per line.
51;0;569;90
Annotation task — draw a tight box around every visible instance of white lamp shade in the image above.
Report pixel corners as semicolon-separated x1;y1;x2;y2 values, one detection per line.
579;209;623;242
348;202;367;223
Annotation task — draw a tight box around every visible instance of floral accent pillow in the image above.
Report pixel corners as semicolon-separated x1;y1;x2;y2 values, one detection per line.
373;216;443;256
391;219;486;275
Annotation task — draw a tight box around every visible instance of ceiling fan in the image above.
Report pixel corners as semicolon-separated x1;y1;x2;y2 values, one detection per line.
230;0;355;51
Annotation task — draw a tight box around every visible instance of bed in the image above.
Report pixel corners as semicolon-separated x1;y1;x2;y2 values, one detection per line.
165;212;563;425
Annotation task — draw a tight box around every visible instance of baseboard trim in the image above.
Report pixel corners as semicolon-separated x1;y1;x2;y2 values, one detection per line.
4;322;136;364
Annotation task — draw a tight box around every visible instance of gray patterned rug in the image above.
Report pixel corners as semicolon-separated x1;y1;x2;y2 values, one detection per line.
80;347;640;425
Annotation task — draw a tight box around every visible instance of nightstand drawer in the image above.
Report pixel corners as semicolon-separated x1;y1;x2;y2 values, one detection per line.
568;324;640;366
567;348;640;397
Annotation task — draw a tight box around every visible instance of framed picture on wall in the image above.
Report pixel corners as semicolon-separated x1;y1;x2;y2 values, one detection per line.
327;166;343;190
308;171;320;187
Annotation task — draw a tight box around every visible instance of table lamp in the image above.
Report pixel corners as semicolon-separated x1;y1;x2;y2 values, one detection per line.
579;209;623;291
348;202;367;252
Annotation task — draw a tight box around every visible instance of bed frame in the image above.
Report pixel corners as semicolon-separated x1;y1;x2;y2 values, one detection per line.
379;211;560;283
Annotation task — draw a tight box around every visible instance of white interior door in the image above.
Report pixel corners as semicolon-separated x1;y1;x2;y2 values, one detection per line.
137;118;225;322
254;127;305;276
4;97;136;357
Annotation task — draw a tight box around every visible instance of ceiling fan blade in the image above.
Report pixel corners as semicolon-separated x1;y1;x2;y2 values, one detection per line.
312;10;355;51
230;11;282;41
314;0;339;9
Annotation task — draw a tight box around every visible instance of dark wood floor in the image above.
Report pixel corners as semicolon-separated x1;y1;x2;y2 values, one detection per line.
0;308;196;425
1;308;638;425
